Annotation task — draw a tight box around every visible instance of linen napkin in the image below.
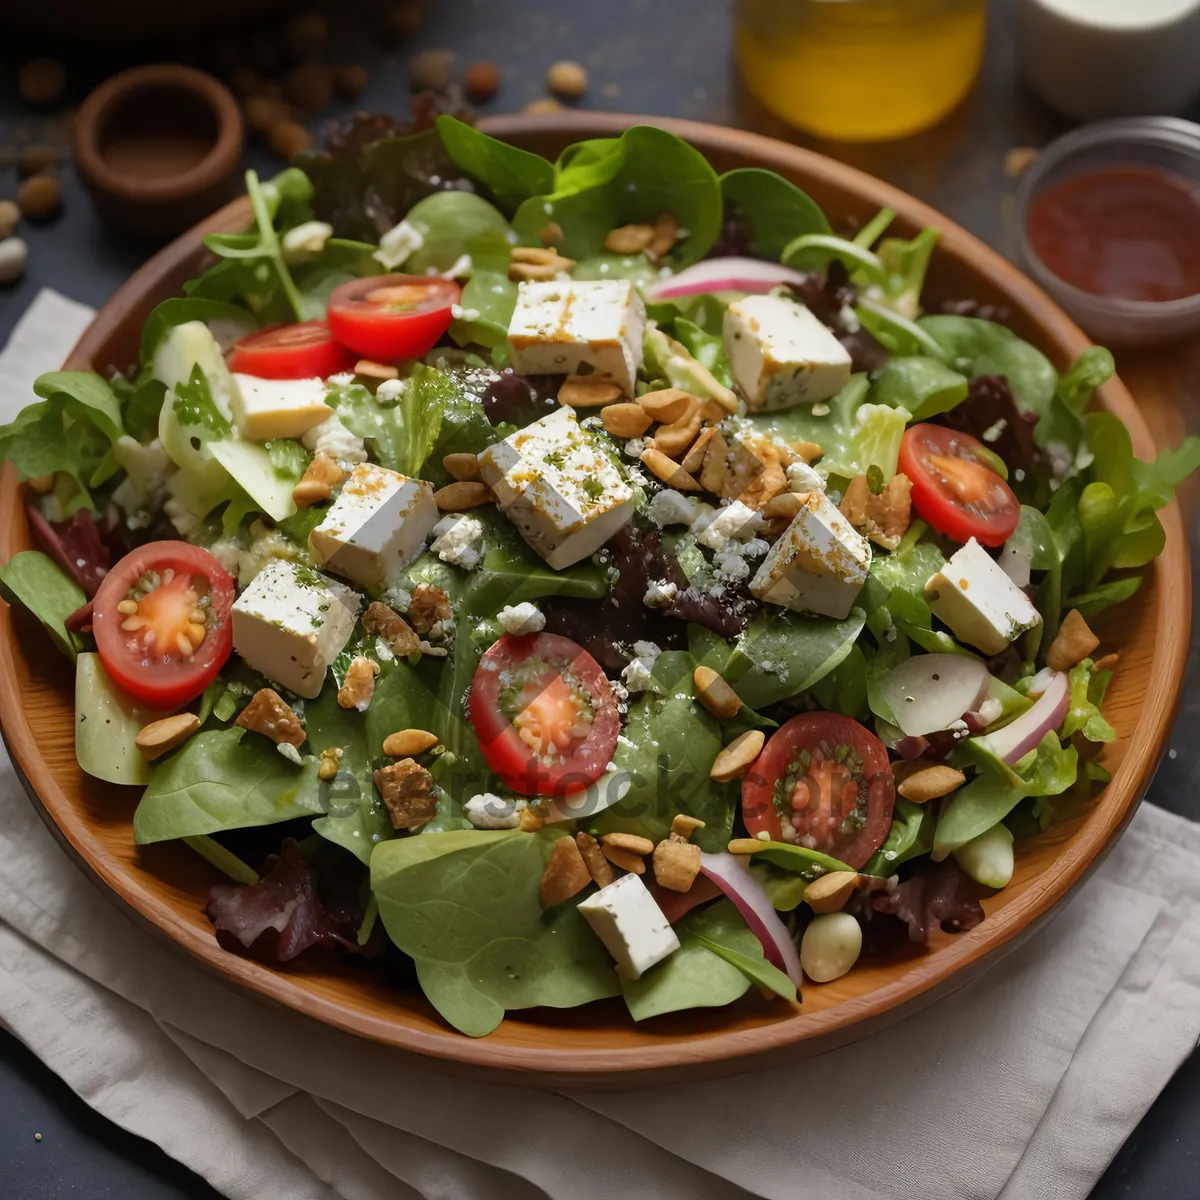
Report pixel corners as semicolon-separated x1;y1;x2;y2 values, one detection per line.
1;291;1198;1200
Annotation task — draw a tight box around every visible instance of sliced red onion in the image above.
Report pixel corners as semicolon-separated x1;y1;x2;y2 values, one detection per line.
647;257;811;303
647;875;722;925
699;852;803;988
880;654;991;737
978;671;1070;765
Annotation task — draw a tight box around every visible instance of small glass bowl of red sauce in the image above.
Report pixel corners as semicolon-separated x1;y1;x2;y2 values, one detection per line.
1014;118;1200;346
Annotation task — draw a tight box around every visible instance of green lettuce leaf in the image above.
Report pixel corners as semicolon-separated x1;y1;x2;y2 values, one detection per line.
1061;658;1116;744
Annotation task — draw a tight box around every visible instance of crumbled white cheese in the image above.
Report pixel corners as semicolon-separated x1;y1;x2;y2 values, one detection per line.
697;499;764;551
647;488;699;528
497;602;546;636
276;742;304;765
281;220;334;258
374;219;424;269
430;513;485;570
976;697;1004;726
302;413;368;466
464;793;520;829
643;580;678;609
375;378;406;405
786;461;826;493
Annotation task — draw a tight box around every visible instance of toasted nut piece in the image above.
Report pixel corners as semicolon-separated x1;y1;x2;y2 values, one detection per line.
638;387;694;424
266;119;312;159
804;871;862;914
648;213;679;259
575;832;616;887
333;64;369;101
375;758;438;829
355;358;399;380
604;223;656;254
0;200;18;239
602;844;646;874
26;473;55;494
508;260;566;281
317;746;343;781
410;47;454;89
508;246;575;281
383;728;439;757
1093;652;1120;673
839;472;913;551
16;174;60;221
790;440;823;462
898;764;966;803
135;712;201;760
236;688;306;747
540;836;592;908
464;60;501;101
434;480;492;511
602;403;652;438
681;424;718;475
653;838;702;892
1005;146;1040;178
539;221;564;246
520;805;546;832
524;96;565;115
1046;608;1101;673
641;446;701;490
442;452;482;482
510;245;565;265
738;459;789;511
363;601;421;657
337;656;379;711
710;730;766;782
546;59;588;99
763;491;805;521
670;813;706;842
693;665;742;719
558;375;624;407
652;407;703;459
600;832;656;856
292;451;349;507
406;583;452;634
700;427;731;494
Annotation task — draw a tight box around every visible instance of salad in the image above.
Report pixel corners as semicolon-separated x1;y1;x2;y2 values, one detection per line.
2;112;1197;1039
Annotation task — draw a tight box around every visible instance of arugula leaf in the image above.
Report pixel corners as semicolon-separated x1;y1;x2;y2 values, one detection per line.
718;167;830;260
0;550;86;660
371;828;620;1037
513;126;723;266
435;115;555;211
132;728;324;844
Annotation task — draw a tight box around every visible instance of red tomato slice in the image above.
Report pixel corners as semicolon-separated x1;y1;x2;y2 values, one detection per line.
742;713;894;870
899;423;1020;547
227;321;353;379
327;274;460;362
93;542;235;711
468;633;620;798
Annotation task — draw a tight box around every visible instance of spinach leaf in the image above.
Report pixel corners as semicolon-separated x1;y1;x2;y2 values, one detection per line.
0;551;85;660
448;270;518;350
435;115;555;211
571;253;662;285
133;727;323;844
917;315;1019;369
693;608;866;710
933;765;1029;860
595;651;733;852
871;356;968;421
1064;576;1143;619
808;643;870;722
745;841;854;878
621;899;782;1020
861;798;932;876
402;190;513;276
693;935;796;1002
513;126;722;266
371;828;619;1037
719;167;829;260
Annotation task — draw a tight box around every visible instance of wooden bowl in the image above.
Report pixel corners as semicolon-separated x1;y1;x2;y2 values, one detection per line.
0;114;1190;1087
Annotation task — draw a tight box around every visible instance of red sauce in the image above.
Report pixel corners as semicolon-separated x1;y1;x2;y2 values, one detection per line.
1027;165;1200;303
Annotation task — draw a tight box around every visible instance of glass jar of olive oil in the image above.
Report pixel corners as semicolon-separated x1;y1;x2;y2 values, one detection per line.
737;0;987;141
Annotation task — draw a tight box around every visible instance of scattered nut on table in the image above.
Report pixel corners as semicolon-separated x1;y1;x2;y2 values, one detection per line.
546;60;588;99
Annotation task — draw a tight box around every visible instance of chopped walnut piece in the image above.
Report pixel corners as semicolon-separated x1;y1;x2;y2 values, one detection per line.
407;583;452;635
575;831;616;887
653;838;702;892
1046;609;1101;673
839;473;913;550
337;655;379;711
363;601;421;657
375;758;438;829
540;836;592;908
236;688;306;747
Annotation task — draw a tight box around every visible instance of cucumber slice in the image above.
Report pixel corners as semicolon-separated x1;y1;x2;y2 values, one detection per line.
155;321;241;472
75;653;155;786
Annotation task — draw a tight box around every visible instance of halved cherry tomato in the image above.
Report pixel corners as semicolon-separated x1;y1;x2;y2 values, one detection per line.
227;320;353;379
93;542;235;711
327;274;460;362
469;633;620;798
899;423;1020;547
742;713;894;870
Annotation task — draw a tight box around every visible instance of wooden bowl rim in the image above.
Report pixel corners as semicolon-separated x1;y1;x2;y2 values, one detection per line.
0;112;1189;1080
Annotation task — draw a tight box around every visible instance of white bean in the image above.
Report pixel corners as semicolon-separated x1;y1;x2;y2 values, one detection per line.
800;912;863;983
953;822;1015;888
0;237;28;285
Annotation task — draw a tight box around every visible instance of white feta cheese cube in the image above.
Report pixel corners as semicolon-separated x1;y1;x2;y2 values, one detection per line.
723;294;852;412
308;463;437;588
479;407;635;569
430;514;485;570
576;872;680;980
924;538;1042;655
507;280;646;396
231;559;360;699
463;793;520;829
497;602;545;636
229;374;333;441
749;491;871;619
